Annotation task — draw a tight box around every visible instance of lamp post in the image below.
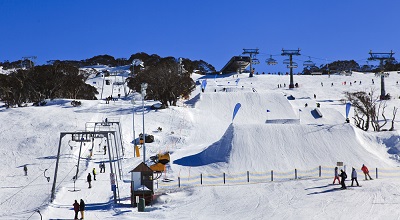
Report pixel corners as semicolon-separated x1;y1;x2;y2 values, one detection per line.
141;83;148;163
130;59;144;154
131;97;136;150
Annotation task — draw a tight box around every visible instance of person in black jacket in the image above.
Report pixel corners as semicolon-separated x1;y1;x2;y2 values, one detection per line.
339;169;347;189
87;173;92;188
79;199;85;219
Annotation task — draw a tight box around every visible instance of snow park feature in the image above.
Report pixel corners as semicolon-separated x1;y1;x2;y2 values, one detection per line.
3;67;400;219
149;152;171;180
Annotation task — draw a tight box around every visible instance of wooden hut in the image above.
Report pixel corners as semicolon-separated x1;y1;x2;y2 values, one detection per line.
129;162;154;207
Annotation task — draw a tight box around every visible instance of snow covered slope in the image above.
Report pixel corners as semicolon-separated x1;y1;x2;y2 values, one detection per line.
1;71;400;219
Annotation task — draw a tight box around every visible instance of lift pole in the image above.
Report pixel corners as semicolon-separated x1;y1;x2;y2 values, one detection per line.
368;50;395;100
281;49;301;89
242;49;259;77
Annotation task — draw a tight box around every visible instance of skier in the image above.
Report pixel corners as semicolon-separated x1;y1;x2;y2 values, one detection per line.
351;167;359;186
23;165;28;176
103;145;107;155
339;169;347;189
92;168;97;181
361;164;373;180
87;173;92;188
79;199;85;219
332;167;340;184
73;200;80;220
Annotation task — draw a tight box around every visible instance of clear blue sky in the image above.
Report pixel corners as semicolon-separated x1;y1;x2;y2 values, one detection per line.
1;0;399;73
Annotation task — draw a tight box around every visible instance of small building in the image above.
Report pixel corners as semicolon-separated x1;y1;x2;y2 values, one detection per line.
129;162;154;207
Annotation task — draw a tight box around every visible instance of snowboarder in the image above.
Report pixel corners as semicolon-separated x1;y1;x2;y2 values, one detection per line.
23;165;27;176
87;173;92;188
332;167;340;184
92;168;97;181
361;164;373;180
79;199;85;219
73;200;80;220
339;169;347;189
351;167;359;186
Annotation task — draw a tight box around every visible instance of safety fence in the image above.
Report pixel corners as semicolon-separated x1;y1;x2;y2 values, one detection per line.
156;166;400;189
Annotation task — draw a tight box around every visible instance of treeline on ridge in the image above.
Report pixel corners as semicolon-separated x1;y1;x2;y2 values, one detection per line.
0;53;216;108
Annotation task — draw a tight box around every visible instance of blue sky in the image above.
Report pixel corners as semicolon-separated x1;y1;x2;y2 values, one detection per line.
1;0;399;73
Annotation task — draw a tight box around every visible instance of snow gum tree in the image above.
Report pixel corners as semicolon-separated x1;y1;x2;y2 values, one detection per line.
128;57;195;107
344;90;398;131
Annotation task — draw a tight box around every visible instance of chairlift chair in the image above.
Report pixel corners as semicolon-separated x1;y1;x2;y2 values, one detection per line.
287;62;298;68
303;57;315;67
251;58;260;65
266;56;278;65
283;59;291;64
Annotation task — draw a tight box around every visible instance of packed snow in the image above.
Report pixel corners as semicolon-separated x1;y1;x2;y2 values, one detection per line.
2;70;400;219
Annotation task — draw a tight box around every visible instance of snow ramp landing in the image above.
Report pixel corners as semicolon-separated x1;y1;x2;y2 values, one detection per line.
196;92;298;124
174;123;393;172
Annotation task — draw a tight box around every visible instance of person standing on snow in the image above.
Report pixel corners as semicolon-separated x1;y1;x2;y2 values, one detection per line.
361;164;373;180
87;173;92;188
339;169;347;189
351;167;359;187
92;168;97;181
79;199;85;219
73;200;80;220
100;162;105;173
333;167;340;184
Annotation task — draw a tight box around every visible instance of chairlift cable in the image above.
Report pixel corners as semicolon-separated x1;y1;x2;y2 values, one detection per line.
0;171;43;206
56;165;78;189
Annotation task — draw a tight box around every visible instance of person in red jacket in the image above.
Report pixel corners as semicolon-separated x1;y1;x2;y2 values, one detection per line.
361;164;373;180
332;167;340;184
73;200;80;220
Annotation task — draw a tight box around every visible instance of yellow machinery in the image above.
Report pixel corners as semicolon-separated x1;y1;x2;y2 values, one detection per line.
149;152;170;179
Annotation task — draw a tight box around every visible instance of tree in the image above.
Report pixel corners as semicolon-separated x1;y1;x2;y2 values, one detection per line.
127;57;195;107
344;90;397;131
0;63;98;108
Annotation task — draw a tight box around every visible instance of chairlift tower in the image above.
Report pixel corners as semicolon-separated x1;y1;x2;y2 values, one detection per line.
242;49;259;77
368;50;395;100
21;56;37;69
281;49;301;88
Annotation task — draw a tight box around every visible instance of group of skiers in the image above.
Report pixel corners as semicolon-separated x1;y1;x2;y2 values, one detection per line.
73;199;85;220
333;164;373;189
86;163;107;188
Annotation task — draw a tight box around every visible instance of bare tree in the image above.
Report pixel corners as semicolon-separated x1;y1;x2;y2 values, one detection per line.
390;107;398;131
345;89;397;131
